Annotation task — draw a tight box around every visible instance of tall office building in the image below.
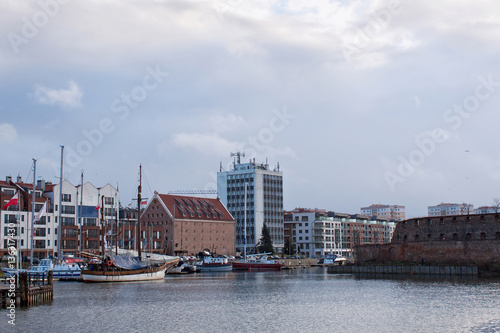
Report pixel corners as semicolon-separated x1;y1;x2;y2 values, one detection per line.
217;154;284;254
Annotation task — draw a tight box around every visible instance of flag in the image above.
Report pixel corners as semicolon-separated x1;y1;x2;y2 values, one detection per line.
34;202;47;222
95;205;100;210
2;193;18;210
141;200;147;207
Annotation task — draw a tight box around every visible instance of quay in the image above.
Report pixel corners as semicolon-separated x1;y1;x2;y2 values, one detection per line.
327;265;479;277
281;258;319;269
0;271;53;308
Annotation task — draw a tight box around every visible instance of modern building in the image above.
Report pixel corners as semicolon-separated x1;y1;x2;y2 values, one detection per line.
428;203;474;216
474;206;498;214
141;192;236;256
360;204;405;221
284;208;396;259
217;155;284;254
0;175;119;259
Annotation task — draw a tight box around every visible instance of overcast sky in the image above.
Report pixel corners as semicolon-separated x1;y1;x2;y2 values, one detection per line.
2;0;500;218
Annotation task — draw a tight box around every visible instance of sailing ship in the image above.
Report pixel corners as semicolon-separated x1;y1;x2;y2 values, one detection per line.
80;165;179;282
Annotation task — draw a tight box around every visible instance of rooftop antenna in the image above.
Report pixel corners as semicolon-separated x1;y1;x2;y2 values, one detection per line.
230;151;245;165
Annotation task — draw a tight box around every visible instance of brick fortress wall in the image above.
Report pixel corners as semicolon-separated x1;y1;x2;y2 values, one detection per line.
354;213;500;266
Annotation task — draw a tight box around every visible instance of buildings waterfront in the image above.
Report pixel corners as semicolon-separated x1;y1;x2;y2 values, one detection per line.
0;176;119;259
284;208;396;259
217;155;284;254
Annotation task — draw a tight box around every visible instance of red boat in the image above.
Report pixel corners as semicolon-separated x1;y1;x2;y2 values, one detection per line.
232;255;284;271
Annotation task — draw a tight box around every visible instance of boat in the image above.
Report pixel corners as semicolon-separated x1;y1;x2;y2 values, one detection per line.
232;254;284;271
323;254;346;266
1;257;83;280
167;260;197;274
196;256;232;272
80;255;177;282
80;165;179;282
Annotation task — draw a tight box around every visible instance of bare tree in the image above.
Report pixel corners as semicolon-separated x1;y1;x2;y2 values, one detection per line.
492;198;500;213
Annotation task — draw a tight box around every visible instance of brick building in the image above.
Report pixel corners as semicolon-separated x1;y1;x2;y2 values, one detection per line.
141;193;236;256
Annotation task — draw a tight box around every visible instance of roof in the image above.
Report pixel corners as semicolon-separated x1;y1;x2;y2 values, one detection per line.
157;194;234;222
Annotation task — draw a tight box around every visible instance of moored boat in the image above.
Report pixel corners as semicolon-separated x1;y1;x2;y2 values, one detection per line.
323;254;346;266
232;255;284;271
80;165;179;283
2;257;83;280
80;255;178;282
197;256;232;272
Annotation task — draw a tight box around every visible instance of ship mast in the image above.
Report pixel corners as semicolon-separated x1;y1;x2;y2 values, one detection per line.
137;165;142;259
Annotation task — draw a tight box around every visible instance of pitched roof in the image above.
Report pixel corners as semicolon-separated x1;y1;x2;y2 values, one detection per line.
157;194;234;222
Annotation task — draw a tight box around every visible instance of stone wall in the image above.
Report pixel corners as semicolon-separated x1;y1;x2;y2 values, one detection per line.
354;213;500;266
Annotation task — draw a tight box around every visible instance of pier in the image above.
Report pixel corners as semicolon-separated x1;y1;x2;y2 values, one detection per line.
327;265;479;277
1;271;53;308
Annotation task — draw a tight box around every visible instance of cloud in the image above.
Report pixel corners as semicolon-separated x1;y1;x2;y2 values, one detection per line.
172;132;239;156
206;113;247;133
0;123;17;142
33;80;83;108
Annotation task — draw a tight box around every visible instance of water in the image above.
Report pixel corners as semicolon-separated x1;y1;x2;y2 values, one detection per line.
8;268;500;333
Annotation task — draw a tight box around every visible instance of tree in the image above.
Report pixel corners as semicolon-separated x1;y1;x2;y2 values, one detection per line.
283;238;295;255
492;198;500;213
257;223;274;253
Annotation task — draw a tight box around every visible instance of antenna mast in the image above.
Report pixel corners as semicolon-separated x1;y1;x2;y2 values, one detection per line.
231;151;245;165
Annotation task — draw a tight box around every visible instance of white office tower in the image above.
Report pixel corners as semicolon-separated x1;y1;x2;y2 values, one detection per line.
217;154;284;254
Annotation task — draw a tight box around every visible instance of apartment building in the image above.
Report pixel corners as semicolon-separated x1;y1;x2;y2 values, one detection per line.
284;208;396;259
360;204;405;221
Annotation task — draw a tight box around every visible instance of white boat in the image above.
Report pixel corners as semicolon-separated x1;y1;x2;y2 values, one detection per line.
323;254;346;266
2;257;82;280
232;254;284;271
197;256;232;272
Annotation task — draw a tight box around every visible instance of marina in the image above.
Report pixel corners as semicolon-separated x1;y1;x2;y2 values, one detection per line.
8;267;500;332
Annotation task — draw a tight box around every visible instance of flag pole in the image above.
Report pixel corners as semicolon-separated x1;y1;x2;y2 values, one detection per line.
30;159;36;267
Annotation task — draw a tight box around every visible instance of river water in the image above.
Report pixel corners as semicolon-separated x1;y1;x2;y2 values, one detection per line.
9;268;500;333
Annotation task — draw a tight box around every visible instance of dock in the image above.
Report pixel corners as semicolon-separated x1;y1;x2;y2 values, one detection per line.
327;265;479;277
0;271;54;308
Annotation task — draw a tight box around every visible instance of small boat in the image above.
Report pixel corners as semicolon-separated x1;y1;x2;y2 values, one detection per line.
196;256;232;272
2;257;82;280
323;254;346;266
232;254;284;271
167;260;197;274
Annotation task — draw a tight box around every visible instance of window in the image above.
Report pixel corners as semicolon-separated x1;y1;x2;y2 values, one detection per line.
61;205;75;214
105;197;114;205
62;194;72;202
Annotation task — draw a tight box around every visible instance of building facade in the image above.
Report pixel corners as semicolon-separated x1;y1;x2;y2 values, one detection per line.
141;193;236;256
217;158;284;254
0;175;119;259
360;204;405;221
474;206;498;214
428;203;474;216
284;208;396;259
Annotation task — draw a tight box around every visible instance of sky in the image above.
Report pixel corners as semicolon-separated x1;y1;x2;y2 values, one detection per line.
2;0;500;218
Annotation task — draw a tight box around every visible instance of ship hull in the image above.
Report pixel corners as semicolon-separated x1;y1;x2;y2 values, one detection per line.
81;261;177;282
